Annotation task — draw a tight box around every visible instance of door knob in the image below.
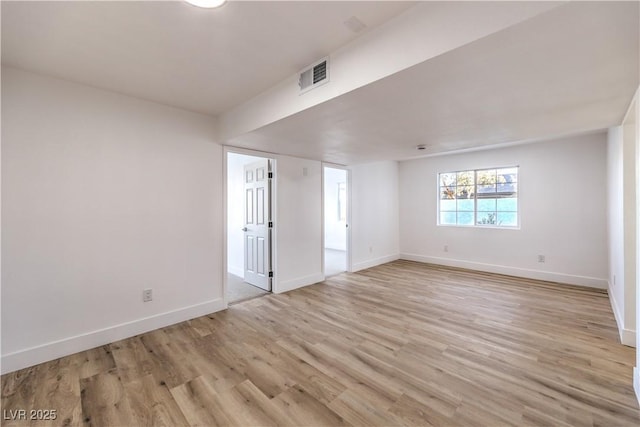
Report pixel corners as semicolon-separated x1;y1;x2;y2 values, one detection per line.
242;227;248;232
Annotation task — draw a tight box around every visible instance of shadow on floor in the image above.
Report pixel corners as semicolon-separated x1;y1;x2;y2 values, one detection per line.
228;273;268;303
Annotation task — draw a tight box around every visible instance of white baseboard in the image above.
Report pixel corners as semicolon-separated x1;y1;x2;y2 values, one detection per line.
275;272;325;294
608;281;624;328
623;330;639;348
1;298;226;375
228;265;244;278
352;253;400;272
400;253;608;289
608;283;637;347
634;367;640;406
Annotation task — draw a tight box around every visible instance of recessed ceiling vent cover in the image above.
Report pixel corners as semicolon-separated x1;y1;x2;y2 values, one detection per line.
299;57;329;94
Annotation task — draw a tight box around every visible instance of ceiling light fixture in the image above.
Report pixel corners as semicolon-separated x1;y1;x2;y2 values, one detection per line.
185;0;227;9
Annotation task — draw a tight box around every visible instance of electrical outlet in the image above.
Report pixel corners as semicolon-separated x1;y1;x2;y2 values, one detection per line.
143;288;153;302
369;246;373;253
538;255;545;263
444;245;449;252
613;275;616;286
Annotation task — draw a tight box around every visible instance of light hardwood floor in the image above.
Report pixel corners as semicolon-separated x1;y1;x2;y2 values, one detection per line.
2;260;639;426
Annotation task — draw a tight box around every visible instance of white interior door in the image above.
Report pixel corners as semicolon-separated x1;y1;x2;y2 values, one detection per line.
243;159;272;291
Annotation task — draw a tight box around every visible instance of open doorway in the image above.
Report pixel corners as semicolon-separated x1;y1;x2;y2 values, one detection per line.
227;151;274;303
323;166;349;277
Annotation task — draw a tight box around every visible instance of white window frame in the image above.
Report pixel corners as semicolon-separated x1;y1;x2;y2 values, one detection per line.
437;166;520;229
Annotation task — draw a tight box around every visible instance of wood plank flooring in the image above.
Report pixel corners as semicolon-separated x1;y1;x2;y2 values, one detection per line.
2;260;639;426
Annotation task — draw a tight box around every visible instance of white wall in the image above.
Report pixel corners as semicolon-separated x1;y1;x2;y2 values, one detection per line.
623;97;638;347
273;155;323;293
399;133;608;288
607;91;640;401
1;67;223;373
227;152;264;278
230;152;398;292
608;126;631;344
324;167;347;251
634;86;640;404
350;161;400;271
608;94;638;348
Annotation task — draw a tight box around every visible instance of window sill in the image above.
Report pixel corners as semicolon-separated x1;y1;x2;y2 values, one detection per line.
436;224;520;230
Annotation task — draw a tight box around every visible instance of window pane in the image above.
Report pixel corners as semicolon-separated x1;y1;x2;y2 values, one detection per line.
440;186;456;199
440;199;456;211
477;198;496;211
477;170;496;184
457;171;474;185
497;212;518;226
456;185;474;199
439;173;456;187
497;168;518;183
440;212;456;225
438;166;517;228
457;212;474;225
497;197;518;211
477;184;496;194
457;199;474;211
497;182;517;194
477;212;498;225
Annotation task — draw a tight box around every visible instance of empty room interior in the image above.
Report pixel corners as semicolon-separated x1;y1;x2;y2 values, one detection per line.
2;1;640;426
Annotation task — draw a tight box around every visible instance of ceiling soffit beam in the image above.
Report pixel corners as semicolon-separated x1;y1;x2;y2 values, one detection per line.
219;1;564;141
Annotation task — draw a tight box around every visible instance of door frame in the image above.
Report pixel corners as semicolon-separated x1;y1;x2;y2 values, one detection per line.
322;163;352;275
223;146;278;306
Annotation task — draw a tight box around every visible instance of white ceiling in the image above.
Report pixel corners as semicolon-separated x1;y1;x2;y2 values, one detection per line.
2;1;638;165
227;1;639;164
1;0;415;116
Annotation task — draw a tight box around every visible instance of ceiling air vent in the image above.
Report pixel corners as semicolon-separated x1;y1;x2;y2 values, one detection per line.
299;57;329;94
